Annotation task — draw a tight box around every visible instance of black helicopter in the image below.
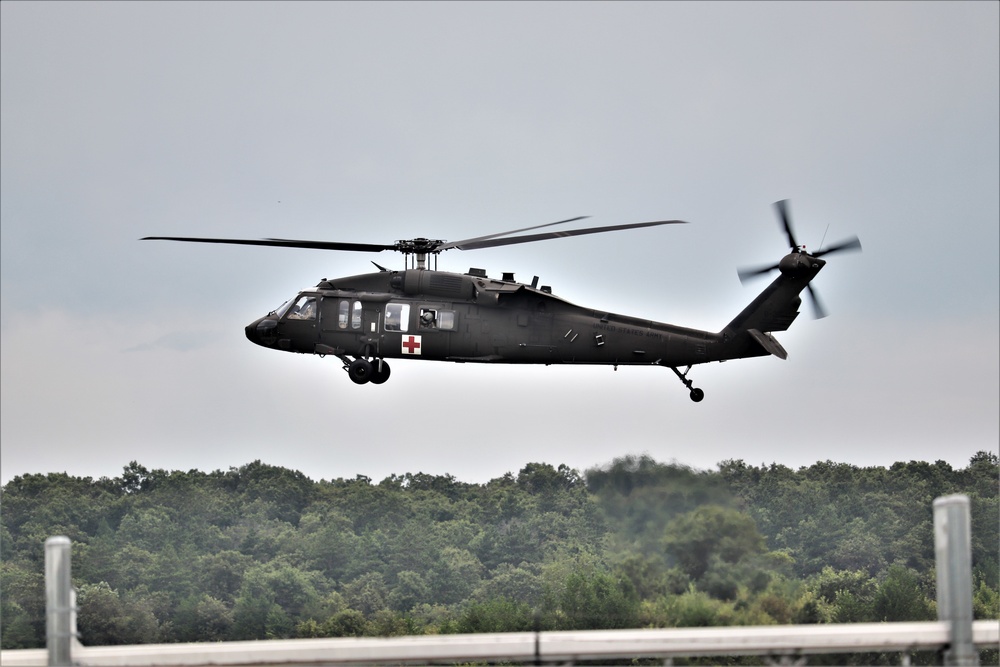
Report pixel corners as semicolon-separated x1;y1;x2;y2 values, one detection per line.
143;200;860;401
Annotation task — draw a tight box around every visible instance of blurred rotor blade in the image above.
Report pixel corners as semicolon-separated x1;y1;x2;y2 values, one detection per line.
141;236;394;252
437;216;590;251
774;199;799;250
737;262;780;284
265;238;398;252
813;235;862;259
451;219;688;251
806;283;828;319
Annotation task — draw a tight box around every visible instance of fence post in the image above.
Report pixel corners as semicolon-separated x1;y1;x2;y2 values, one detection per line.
933;494;978;666
45;535;74;667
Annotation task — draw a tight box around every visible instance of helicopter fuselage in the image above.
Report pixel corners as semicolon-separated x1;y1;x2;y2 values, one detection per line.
244;253;821;390
247;268;728;368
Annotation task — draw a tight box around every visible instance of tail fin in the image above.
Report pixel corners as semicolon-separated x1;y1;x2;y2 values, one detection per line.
723;273;804;335
718;256;821;360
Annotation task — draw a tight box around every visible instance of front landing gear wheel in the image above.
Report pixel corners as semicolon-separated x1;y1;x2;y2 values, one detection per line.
370;360;391;385
348;359;373;384
689;388;705;402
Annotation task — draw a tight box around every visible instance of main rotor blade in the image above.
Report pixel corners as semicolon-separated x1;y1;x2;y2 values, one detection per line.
436;216;590;251
141;236;394;253
812;235;862;258
450;219;688;251
774;199;799;250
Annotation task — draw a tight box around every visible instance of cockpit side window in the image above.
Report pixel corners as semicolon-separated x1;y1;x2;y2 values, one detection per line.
286;295;317;320
385;303;410;332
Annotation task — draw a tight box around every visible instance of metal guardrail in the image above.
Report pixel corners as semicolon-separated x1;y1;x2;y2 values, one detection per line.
1;622;998;667
1;495;996;666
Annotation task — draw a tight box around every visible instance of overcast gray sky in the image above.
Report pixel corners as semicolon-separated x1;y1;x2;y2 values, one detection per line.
2;1;997;485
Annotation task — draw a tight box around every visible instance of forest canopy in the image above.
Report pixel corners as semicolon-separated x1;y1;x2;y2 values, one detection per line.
1;452;997;658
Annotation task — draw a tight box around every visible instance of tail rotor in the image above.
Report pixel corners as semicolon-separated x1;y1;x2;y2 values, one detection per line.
737;200;861;319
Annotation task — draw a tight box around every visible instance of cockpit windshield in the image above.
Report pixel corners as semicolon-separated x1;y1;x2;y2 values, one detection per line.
270;299;293;318
286;295;317;320
271;294;318;320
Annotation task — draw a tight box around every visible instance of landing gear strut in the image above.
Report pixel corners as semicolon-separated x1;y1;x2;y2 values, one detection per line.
670;366;704;402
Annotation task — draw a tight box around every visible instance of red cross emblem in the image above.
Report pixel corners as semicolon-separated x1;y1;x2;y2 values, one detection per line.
402;335;422;355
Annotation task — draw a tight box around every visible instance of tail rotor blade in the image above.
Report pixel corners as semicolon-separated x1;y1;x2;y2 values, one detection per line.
813;235;862;258
774;199;799;250
737;262;780;284
806;284;828;319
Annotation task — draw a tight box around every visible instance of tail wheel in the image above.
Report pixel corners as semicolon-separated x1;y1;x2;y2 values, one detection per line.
348;359;373;384
670;366;705;403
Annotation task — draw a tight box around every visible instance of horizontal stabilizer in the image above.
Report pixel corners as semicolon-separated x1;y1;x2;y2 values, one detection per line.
747;329;788;360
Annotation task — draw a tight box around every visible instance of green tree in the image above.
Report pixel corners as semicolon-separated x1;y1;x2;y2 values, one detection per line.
321;609;368;637
0;561;43;648
556;570;639;630
232;461;316;525
459;598;535;633
807;567;878;623
173;593;233;642
429;547;483;605
472;564;545;607
872;564;934;621
590;456;733;556
77;582;160;646
343;572;389;617
388;570;431;612
231;563;321;640
663;505;765;580
656;587;731;627
194;550;254;604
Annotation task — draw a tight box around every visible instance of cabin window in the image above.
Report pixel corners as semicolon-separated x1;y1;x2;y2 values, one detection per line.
286;295;316;320
338;300;350;329
438;310;456;330
419;308;456;331
385;303;410;332
352;301;362;329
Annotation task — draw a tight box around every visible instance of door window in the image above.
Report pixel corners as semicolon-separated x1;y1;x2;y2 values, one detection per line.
385;303;410;331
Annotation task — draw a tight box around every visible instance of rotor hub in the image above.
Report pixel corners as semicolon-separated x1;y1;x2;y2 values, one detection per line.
394;238;446;255
779;251;825;276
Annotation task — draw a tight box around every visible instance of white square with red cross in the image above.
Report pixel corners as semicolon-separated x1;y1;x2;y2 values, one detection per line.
401;335;422;355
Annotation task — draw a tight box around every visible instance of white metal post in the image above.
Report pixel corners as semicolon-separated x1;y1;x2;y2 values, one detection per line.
933;494;979;666
44;535;73;667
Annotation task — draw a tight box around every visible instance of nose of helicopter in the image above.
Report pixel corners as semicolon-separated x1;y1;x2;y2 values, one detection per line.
245;317;278;347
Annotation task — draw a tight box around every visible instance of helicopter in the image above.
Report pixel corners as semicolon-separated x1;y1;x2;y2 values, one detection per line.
143;200;860;402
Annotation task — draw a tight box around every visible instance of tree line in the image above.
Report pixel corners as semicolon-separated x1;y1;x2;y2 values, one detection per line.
1;453;997;664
